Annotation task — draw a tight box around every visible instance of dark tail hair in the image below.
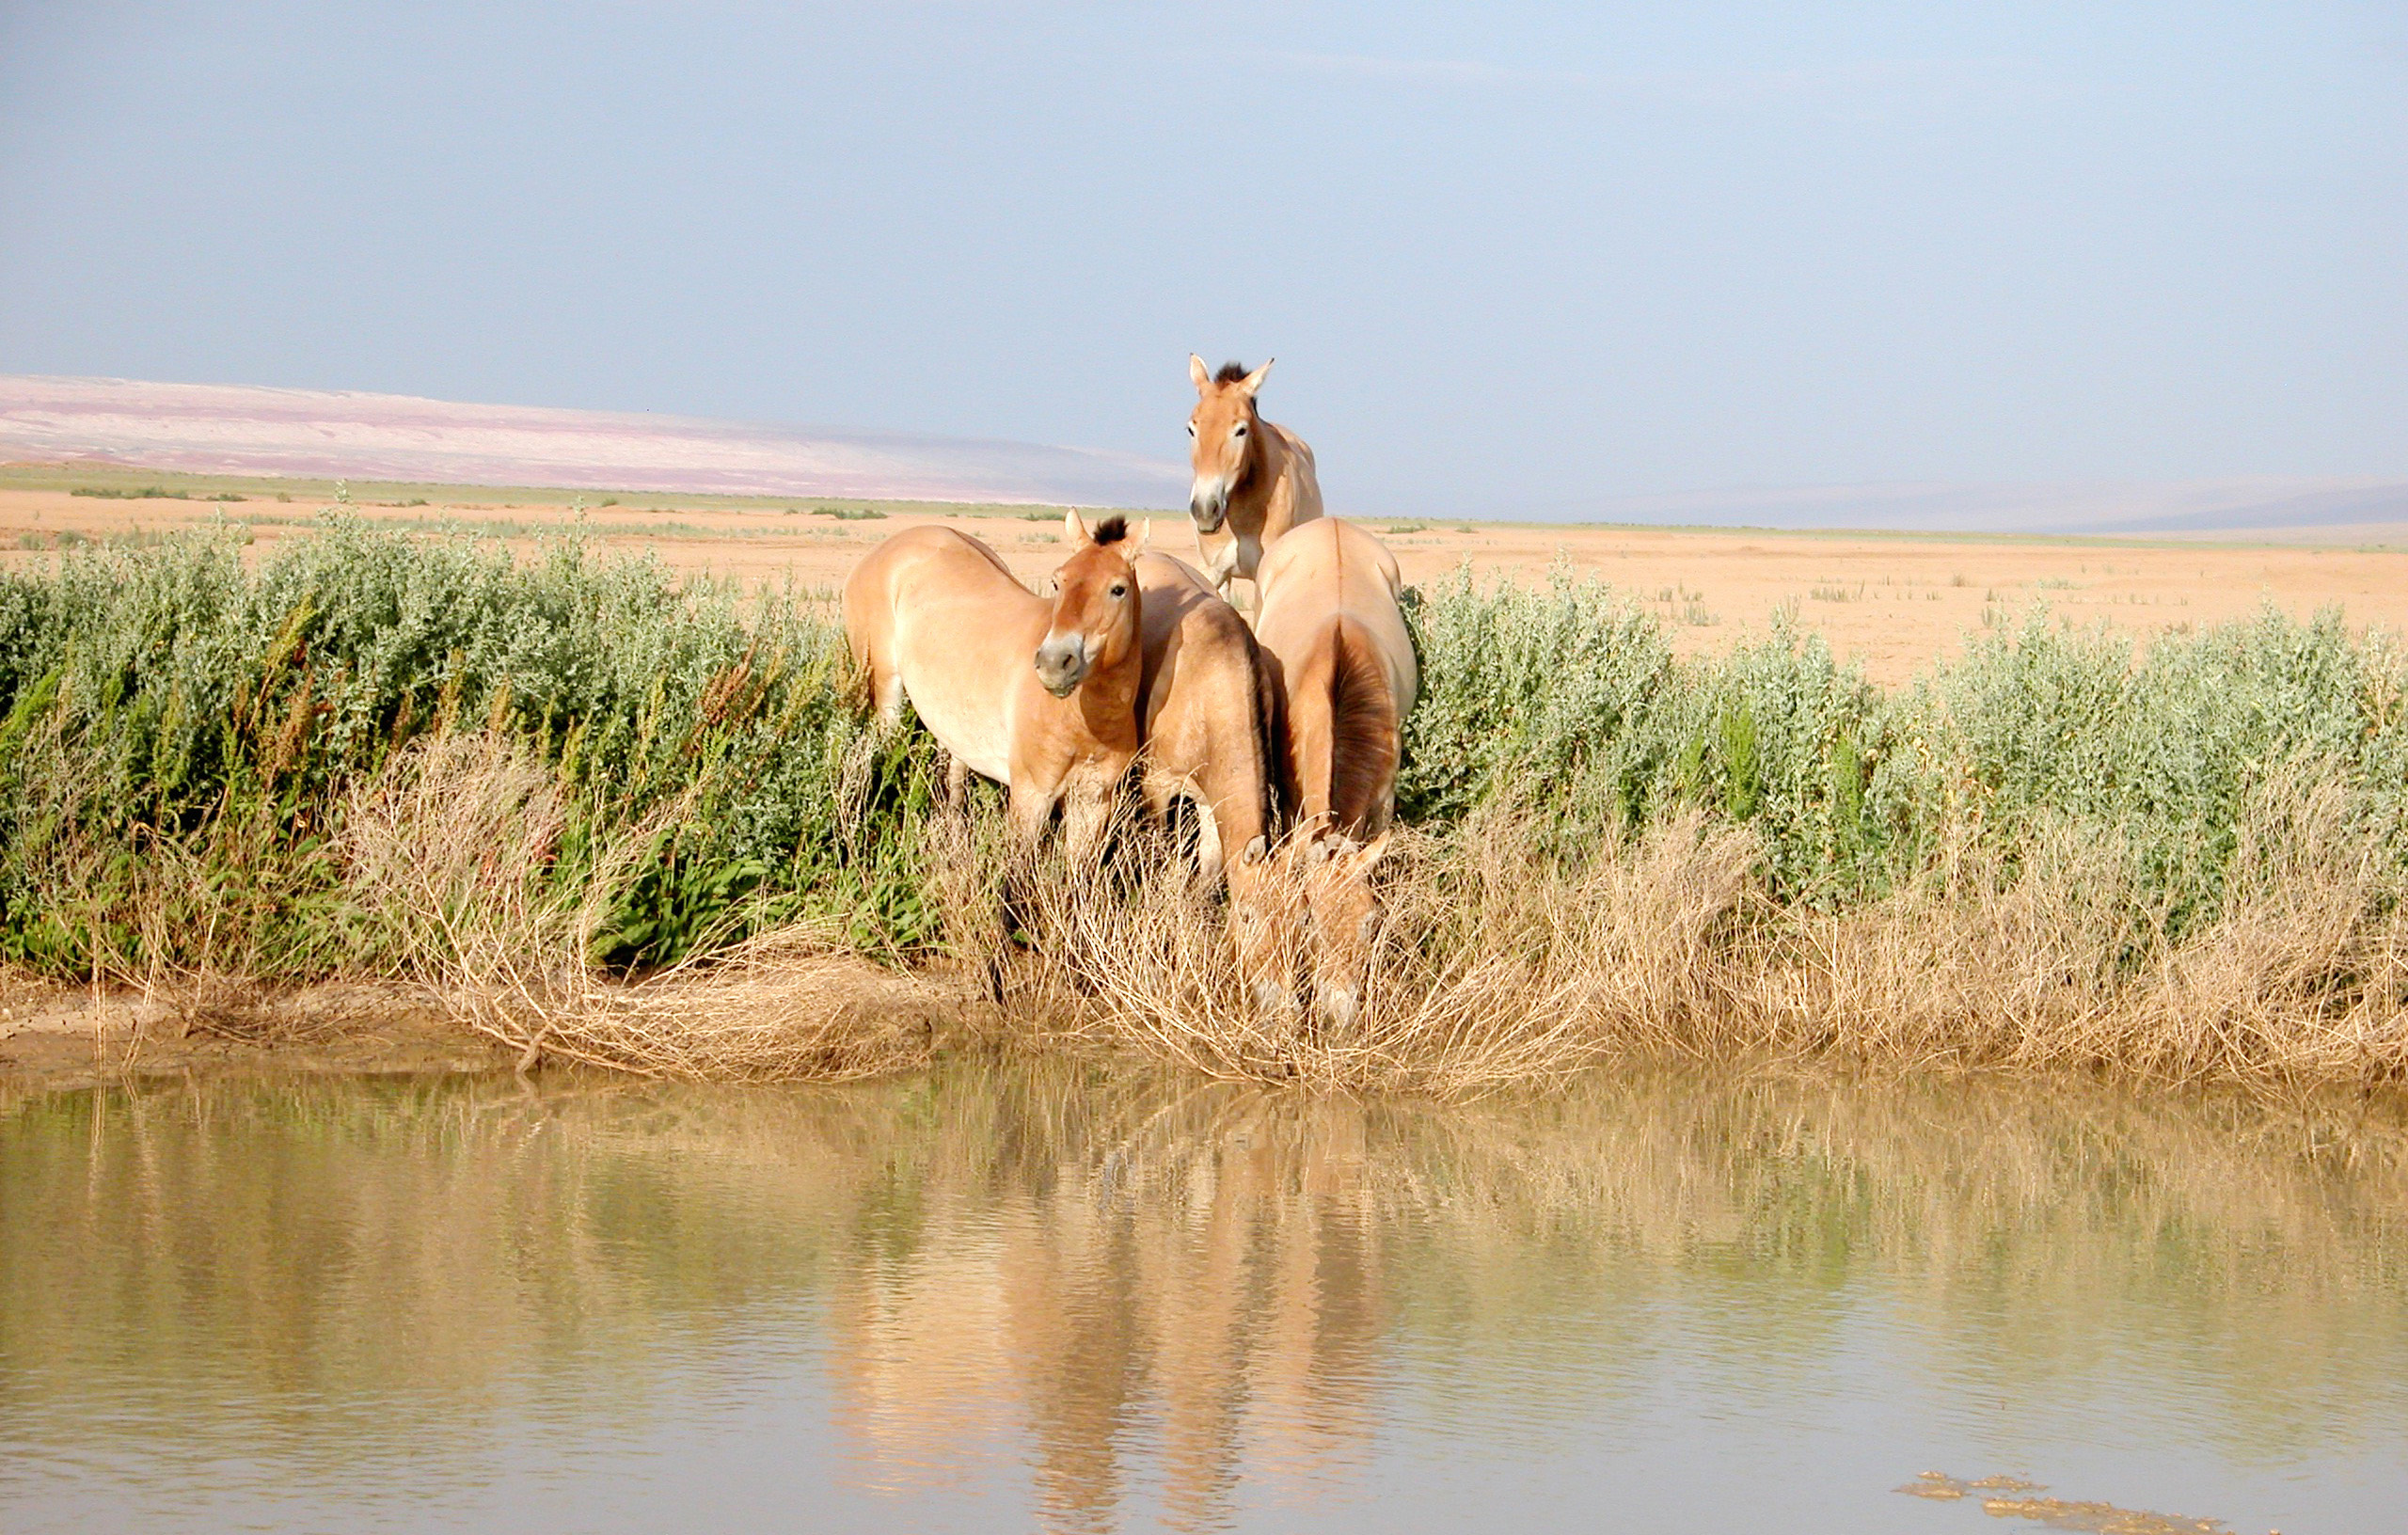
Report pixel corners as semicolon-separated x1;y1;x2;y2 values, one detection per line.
1292;617;1396;835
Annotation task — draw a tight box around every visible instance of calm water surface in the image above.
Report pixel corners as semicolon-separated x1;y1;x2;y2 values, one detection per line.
2;1063;2403;1533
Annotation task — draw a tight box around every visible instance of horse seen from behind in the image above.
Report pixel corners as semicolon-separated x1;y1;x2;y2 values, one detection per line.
1252;517;1419;1027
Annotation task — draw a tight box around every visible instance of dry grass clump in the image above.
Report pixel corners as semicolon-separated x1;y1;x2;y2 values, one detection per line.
343;734;945;1082
983;768;2408;1094
989;801;1751;1095
58;723;2408;1095
1747;770;2408;1082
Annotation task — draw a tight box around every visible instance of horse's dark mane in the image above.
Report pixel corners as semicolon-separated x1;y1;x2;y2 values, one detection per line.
1090;514;1129;546
1213;360;1251;385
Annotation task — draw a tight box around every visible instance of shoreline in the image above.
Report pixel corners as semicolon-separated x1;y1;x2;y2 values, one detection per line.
8;973;2408;1128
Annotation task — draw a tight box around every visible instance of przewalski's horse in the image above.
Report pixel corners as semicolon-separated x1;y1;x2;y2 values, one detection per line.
844;510;1144;858
1252;517;1419;1026
1133;546;1296;1007
1185;355;1323;606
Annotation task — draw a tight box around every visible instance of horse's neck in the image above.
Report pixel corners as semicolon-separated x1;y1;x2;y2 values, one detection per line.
1232;420;1286;512
1202;671;1273;850
1074;645;1145;752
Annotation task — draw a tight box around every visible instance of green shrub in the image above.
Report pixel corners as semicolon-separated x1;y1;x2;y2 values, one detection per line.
1401;566;2408;927
0;521;943;977
0;530;2400;992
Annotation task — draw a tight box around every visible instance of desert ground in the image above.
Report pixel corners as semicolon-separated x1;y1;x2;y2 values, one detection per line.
7;464;2406;684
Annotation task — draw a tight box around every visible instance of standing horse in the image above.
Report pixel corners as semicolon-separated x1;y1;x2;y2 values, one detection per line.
844;510;1144;858
1133;545;1296;1007
1252;517;1418;1025
1185;356;1323;606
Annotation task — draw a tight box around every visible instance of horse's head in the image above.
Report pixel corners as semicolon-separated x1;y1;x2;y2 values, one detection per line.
1034;509;1146;698
1186;355;1272;535
1298;829;1392;1031
1227;833;1306;1014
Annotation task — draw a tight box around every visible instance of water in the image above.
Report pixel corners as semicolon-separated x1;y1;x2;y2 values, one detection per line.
2;1063;2403;1534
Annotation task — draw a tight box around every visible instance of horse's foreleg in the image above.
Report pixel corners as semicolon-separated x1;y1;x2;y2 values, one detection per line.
1059;790;1115;870
940;751;969;809
1191;802;1226;894
1138;769;1175;827
1006;781;1057;847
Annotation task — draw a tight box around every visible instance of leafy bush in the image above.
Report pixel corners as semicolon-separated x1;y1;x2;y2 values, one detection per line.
1402;565;2408;928
1;528;2402;1020
0;521;942;977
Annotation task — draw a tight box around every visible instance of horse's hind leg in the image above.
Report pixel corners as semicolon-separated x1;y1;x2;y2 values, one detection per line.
939;750;969;809
874;667;907;726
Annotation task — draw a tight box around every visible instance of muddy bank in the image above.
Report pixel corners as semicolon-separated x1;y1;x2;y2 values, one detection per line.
0;967;996;1094
0;982;507;1092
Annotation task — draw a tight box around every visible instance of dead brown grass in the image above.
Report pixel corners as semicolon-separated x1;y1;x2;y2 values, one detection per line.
343;734;946;1082
987;775;2408;1094
267;732;2408;1094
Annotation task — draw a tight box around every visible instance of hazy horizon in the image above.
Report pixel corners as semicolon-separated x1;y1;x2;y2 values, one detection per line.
3;3;2402;518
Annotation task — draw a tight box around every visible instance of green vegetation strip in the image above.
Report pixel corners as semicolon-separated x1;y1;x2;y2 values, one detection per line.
0;522;2402;1083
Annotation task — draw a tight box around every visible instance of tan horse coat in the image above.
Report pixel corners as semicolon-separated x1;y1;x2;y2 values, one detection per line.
1133;548;1297;1006
844;511;1143;855
1252;517;1418;1024
1253;517;1417;839
1186;356;1323;605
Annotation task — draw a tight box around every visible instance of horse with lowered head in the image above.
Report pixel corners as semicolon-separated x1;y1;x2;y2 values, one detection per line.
1133;545;1297;1008
844;509;1144;858
1252;516;1419;1027
1185;355;1323;606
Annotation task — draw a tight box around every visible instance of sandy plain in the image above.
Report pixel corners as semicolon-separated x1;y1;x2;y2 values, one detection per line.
6;465;2407;685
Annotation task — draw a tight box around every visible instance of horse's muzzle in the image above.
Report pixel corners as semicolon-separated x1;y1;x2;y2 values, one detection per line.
1189;484;1227;534
1034;636;1089;698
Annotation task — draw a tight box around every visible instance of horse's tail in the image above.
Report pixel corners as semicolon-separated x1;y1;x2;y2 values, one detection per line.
1293;616;1396;836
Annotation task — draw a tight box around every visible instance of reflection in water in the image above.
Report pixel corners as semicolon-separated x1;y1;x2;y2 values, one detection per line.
2;1063;2405;1532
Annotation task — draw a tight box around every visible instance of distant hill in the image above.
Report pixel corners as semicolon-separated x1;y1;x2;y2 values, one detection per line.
0;375;1189;509
8;374;2400;538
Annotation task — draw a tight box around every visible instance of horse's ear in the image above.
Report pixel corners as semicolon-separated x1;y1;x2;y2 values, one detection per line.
1354;831;1393;874
1062;506;1091;545
1133;517;1151;553
1238;358;1274;398
1189;354;1211;391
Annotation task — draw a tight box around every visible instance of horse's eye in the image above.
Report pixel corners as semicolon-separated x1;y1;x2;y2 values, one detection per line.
1110;583;1127;598
1233;424;1248;438
1186;422;1196;437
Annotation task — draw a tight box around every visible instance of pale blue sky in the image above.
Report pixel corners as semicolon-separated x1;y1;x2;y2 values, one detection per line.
2;2;2401;514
